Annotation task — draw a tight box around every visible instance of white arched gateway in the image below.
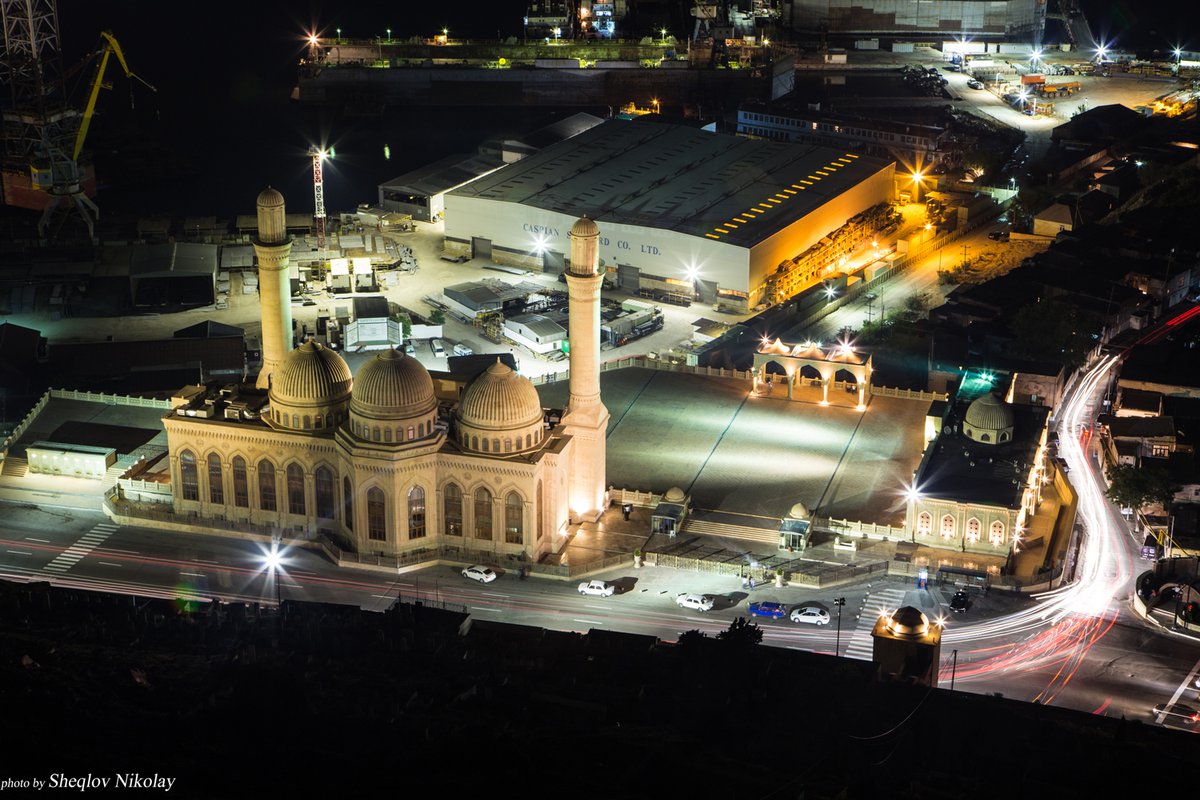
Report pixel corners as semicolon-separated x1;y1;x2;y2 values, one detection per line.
752;338;873;408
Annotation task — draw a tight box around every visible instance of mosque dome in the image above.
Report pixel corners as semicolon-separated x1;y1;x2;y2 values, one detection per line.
456;361;546;455
885;606;930;637
570;216;600;238
787;501;810;520
267;341;352;432
352;349;435;418
348;348;440;446
664;487;686;503
257;187;285;208
963;392;1014;445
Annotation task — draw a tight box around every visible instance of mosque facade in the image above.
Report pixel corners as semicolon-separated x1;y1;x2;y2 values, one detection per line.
160;189;608;561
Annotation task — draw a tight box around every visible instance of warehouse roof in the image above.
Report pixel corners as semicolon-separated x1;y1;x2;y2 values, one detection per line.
449;118;892;248
380;153;504;199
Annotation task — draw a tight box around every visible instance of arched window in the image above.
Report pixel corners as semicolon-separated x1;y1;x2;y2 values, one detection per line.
232;456;249;508
408;486;426;539
482;438;489;452
444;483;463;536
505;492;523;544
472;436;478;450
526;434;532;449
315;415;323;429
980;433;991;442
536;480;544;540
990;521;1005;546
474;488;493;540
258;460;277;511
343;477;354;531
504;439;512;453
940;514;955;539
384;428;392;442
207;453;223;504
492;439;500;454
292;414;299;429
372;427;381;442
966;517;981;543
287;464;305;515
303;415;311;429
180;451;199;501
1000;432;1010;443
315;466;335;519
916;512;932;536
367;487;386;541
408;425;415;440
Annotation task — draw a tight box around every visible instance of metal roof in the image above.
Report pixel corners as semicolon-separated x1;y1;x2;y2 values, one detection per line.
380;153;504;198
450;118;892;247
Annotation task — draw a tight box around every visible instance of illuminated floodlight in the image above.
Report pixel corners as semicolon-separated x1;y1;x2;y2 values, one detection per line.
308;34;319;46
911;170;924;184
532;233;547;254
684;264;701;281
264;544;282;572
823;282;837;300
1030;47;1042;63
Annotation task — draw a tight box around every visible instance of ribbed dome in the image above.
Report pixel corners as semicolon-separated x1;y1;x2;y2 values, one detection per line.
458;361;543;431
257;187;285;208
351;348;436;419
664;487;686;503
787;501;810;519
964;392;1014;433
270;341;352;406
570;216;600;238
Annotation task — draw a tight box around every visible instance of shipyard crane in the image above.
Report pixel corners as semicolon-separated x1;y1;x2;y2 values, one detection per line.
73;31;156;162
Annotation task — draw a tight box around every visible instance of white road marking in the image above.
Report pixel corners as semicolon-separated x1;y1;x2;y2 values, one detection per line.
179;571;206;578
471;606;502;612
1156;654;1200;724
572;619;605;626
481;592;509;598
97;562;122;567
6;549;32;556
24;537;49;543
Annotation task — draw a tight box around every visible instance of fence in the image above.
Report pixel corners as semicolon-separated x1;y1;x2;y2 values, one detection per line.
529;356;755;387
609;487;661;508
50;388;172;409
816;516;908;541
870;385;949;402
0;388;51;460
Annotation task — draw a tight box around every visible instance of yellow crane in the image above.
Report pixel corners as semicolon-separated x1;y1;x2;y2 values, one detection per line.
72;31;156;162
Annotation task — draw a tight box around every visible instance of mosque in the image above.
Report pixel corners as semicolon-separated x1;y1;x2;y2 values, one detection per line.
160;189;608;561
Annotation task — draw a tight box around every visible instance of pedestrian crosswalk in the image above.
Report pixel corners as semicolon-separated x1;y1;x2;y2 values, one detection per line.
841;586;907;661
43;522;119;573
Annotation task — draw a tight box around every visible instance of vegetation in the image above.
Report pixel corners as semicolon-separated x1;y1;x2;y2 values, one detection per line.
1105;463;1181;512
716;617;763;647
429;310;446;325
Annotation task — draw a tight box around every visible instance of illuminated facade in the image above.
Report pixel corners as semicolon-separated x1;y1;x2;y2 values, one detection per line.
905;391;1050;558
158;193;609;561
785;0;1046;39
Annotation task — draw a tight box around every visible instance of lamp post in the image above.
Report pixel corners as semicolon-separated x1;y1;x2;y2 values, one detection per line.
387;28;391;43
833;597;846;655
950;648;958;690
553;27;561;43
910;170;923;204
661;27;668;45
336;27;341;43
264;542;283;606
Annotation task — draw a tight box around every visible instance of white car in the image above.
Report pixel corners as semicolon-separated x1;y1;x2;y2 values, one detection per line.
461;565;497;584
790;606;831;626
578;580;615;597
676;593;715;612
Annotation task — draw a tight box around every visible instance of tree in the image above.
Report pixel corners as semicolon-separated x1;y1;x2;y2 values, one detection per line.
677;629;708;648
1106;463;1181;511
716;617;763;646
1005;298;1097;368
429;309;446;325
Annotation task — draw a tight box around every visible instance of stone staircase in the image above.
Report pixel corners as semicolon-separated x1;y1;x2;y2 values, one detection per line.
1;456;27;478
681;517;779;546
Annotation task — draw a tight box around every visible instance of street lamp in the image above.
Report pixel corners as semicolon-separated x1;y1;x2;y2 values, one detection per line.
651;97;660;113
833;597;846;655
264;543;283;606
386;28;391;42
336;27;341;43
553;27;561;43
661;27;668;45
910;170;923;203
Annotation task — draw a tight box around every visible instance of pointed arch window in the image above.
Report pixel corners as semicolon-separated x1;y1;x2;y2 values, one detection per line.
343;477;354;531
505;492;524;544
180;451;199;501
408;486;426;539
207;454;224;504
315;466;335;519
940;514;955;539
287;464;305;515
474;488;493;540
990;521;1005;546
258;460;277;511
916;512;932;536
367;487;386;541
966;517;981;543
232;456;249;508
444;483;463;536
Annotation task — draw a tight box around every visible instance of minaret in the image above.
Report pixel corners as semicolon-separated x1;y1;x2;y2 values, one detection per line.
253;187;294;389
561;216;610;521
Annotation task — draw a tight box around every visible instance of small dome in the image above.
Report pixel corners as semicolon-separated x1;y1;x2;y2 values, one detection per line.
458;361;543;431
787;501;810;519
664;487;686;503
257;187;285;208
963;392;1014;445
352;348;435;419
885;606;930;637
270;341;352;406
570;216;600;238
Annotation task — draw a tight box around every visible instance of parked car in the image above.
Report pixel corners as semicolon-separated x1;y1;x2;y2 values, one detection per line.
790;606;831;625
404;340;416;355
676;593;715;612
452;342;474;357
430;338;446;357
578;580;615;597
462;565;497;584
967;79;984;89
988;229;1010;242
748;601;787;619
440;254;469;263
949;590;971;613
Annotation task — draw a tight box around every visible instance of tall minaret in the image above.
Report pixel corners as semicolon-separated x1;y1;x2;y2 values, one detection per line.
253;187;294;389
561;216;610;521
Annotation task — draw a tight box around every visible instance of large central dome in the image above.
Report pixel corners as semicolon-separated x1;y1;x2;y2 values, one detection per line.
352;348;435;419
963;392;1014;445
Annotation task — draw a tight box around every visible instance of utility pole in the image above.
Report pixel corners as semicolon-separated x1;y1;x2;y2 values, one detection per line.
950;648;958;690
310;146;327;251
833;597;846;655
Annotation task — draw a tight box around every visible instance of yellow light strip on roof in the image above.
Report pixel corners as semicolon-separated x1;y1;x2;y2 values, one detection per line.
815;170;829;176
723;222;739;228
774;193;788;199
743;210;758;216
705;234;720;239
837;158;852;164
800;180;813;185
845;153;859;158
790;184;806;190
733;217;749;223
764;199;780;205
807;176;819;180
753;206;769;212
783;189;797;195
715;227;731;234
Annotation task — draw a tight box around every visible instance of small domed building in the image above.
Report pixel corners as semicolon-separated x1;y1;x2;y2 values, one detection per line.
905;388;1052;561
161;189;602;563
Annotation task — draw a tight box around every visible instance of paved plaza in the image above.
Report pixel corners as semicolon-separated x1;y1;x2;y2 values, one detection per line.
538;368;927;526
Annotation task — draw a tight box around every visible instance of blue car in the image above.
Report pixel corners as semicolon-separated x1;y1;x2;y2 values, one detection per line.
748;601;787;619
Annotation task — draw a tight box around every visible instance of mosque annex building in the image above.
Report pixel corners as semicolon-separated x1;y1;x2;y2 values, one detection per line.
443;119;894;313
158;190;610;562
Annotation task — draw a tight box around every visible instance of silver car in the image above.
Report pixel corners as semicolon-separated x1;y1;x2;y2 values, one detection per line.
790;606;831;625
675;593;715;612
461;565;497;584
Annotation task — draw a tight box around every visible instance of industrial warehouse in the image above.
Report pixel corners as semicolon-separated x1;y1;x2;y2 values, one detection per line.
443;118;896;313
